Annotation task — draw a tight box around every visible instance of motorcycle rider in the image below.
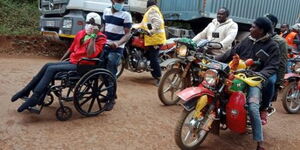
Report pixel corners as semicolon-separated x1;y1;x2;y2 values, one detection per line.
101;0;132;110
11;12;107;112
216;17;280;150
260;14;288;125
192;7;238;55
280;23;298;50
291;23;300;52
139;0;166;85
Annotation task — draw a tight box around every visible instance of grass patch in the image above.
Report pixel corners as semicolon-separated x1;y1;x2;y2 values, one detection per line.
0;0;40;35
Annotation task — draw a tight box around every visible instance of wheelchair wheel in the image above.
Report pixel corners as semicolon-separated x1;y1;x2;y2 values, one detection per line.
43;93;54;107
73;69;117;117
56;106;72;121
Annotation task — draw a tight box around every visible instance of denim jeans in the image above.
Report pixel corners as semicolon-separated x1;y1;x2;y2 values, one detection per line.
261;74;277;110
145;46;162;79
100;47;122;76
247;86;263;142
33;62;77;94
99;47;122;102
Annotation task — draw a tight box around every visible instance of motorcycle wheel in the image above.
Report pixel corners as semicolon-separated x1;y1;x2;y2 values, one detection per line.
282;82;300;114
116;57;125;78
175;109;209;150
158;68;187;105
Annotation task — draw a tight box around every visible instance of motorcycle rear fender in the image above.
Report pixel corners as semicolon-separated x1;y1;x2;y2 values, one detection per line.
284;73;300;81
160;58;185;68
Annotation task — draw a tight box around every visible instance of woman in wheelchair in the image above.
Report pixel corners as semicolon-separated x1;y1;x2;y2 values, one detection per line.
11;12;107;112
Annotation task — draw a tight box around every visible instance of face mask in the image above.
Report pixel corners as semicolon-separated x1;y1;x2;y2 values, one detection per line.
85;24;98;35
113;2;123;11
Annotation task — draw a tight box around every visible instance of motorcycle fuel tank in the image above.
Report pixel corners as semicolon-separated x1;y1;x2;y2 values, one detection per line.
226;91;247;133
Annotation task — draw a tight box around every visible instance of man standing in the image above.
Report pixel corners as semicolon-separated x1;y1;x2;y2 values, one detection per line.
101;0;132;110
216;17;279;150
192;7;238;55
140;0;166;85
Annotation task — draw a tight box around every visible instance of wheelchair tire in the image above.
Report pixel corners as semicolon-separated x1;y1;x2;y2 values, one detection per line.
43;93;54;107
73;69;117;117
56;106;72;121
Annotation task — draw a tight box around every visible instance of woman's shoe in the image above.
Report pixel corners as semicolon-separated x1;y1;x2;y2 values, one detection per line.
11;90;30;102
17;93;40;112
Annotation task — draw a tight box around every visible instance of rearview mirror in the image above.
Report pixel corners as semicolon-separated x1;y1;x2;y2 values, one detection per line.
255;49;269;60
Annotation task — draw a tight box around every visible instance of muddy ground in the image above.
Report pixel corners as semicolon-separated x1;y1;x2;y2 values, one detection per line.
0;36;300;150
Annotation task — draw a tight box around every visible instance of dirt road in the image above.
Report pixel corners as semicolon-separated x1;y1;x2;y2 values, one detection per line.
0;56;299;150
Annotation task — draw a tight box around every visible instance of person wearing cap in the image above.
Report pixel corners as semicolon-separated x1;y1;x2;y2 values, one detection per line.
192;7;238;56
260;14;288;125
11;12;107;112
216;17;280;150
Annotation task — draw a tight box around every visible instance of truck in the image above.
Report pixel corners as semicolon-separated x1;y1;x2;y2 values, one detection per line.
39;0;300;41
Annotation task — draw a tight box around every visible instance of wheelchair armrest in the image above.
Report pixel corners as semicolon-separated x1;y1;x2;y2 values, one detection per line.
77;57;101;65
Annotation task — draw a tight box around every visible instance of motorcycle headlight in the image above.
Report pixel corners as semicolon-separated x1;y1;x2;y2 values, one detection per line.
204;69;219;87
176;44;188;57
63;19;73;29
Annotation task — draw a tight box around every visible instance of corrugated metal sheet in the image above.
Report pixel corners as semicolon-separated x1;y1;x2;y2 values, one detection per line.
160;0;300;26
159;0;202;20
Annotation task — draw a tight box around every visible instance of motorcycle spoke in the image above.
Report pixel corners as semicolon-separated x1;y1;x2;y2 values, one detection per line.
183;131;193;142
163;85;172;93
170;89;175;100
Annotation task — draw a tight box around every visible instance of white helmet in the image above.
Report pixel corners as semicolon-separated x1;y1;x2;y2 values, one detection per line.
86;12;101;25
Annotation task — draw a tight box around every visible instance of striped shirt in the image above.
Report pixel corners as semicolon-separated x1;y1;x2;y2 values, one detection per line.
103;8;132;49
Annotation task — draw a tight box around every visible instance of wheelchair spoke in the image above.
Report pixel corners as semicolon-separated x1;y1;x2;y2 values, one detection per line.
88;97;96;113
96;97;103;110
100;85;115;92
98;81;105;90
80;96;92;107
99;94;109;99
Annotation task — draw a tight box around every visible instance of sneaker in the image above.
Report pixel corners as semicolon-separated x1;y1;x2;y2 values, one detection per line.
260;110;268;125
104;101;116;111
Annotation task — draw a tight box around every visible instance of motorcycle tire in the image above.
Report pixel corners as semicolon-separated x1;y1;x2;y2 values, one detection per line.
174;109;209;150
158;68;187;105
281;82;300;114
116;57;125;78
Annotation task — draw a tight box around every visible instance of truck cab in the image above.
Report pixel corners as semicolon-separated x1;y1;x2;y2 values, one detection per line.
39;0;146;40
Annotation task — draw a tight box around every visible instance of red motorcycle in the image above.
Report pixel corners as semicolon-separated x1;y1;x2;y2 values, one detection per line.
174;53;266;150
281;57;300;113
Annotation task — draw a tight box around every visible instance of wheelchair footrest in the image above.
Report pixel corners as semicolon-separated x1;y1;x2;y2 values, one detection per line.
28;106;43;114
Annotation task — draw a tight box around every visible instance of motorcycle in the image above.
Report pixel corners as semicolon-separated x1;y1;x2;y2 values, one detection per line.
116;24;176;78
174;51;268;150
281;57;300;113
158;38;221;105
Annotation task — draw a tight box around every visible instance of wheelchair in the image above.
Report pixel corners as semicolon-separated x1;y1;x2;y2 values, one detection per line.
26;57;117;121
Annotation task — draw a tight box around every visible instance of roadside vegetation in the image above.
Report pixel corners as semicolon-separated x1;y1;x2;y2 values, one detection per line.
0;0;40;35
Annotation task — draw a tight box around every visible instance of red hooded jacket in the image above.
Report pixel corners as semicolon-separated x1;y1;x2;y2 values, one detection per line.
68;30;107;64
